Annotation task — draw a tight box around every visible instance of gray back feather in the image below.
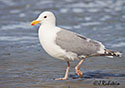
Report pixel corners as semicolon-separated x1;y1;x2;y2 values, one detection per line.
56;29;102;56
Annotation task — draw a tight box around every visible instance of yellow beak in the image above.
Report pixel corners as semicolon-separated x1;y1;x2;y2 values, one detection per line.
31;20;40;26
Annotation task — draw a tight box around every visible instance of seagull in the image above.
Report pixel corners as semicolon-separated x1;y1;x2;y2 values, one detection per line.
31;11;122;80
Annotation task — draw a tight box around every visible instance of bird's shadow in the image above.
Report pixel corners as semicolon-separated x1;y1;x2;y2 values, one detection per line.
69;70;125;79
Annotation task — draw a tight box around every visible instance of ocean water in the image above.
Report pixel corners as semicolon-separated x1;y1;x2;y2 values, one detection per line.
0;0;125;88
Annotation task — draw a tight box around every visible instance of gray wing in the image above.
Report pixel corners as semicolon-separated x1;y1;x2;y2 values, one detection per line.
56;29;104;56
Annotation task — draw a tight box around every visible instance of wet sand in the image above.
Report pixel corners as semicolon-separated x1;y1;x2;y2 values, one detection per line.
0;52;125;88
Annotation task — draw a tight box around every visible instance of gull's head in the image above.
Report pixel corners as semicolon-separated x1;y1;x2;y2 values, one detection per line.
31;11;56;26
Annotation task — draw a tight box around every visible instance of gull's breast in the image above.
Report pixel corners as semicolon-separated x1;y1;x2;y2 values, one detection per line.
38;26;67;60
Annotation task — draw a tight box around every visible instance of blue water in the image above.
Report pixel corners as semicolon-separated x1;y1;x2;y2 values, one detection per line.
0;0;125;88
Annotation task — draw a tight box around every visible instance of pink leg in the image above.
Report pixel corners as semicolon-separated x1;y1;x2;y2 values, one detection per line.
75;58;85;78
55;61;70;80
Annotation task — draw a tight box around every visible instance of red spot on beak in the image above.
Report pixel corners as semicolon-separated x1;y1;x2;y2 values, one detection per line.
31;24;35;26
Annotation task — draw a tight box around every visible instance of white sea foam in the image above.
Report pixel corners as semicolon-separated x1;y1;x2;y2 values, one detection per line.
88;8;99;13
19;13;26;17
100;15;111;21
10;10;21;14
81;22;101;26
84;17;91;21
0;0;15;6
60;8;68;13
1;22;32;30
73;25;81;29
0;36;37;41
59;25;72;29
38;0;53;5
72;8;84;13
112;42;125;48
68;3;86;8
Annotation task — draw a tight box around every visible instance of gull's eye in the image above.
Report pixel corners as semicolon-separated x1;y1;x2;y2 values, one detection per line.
44;16;47;18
